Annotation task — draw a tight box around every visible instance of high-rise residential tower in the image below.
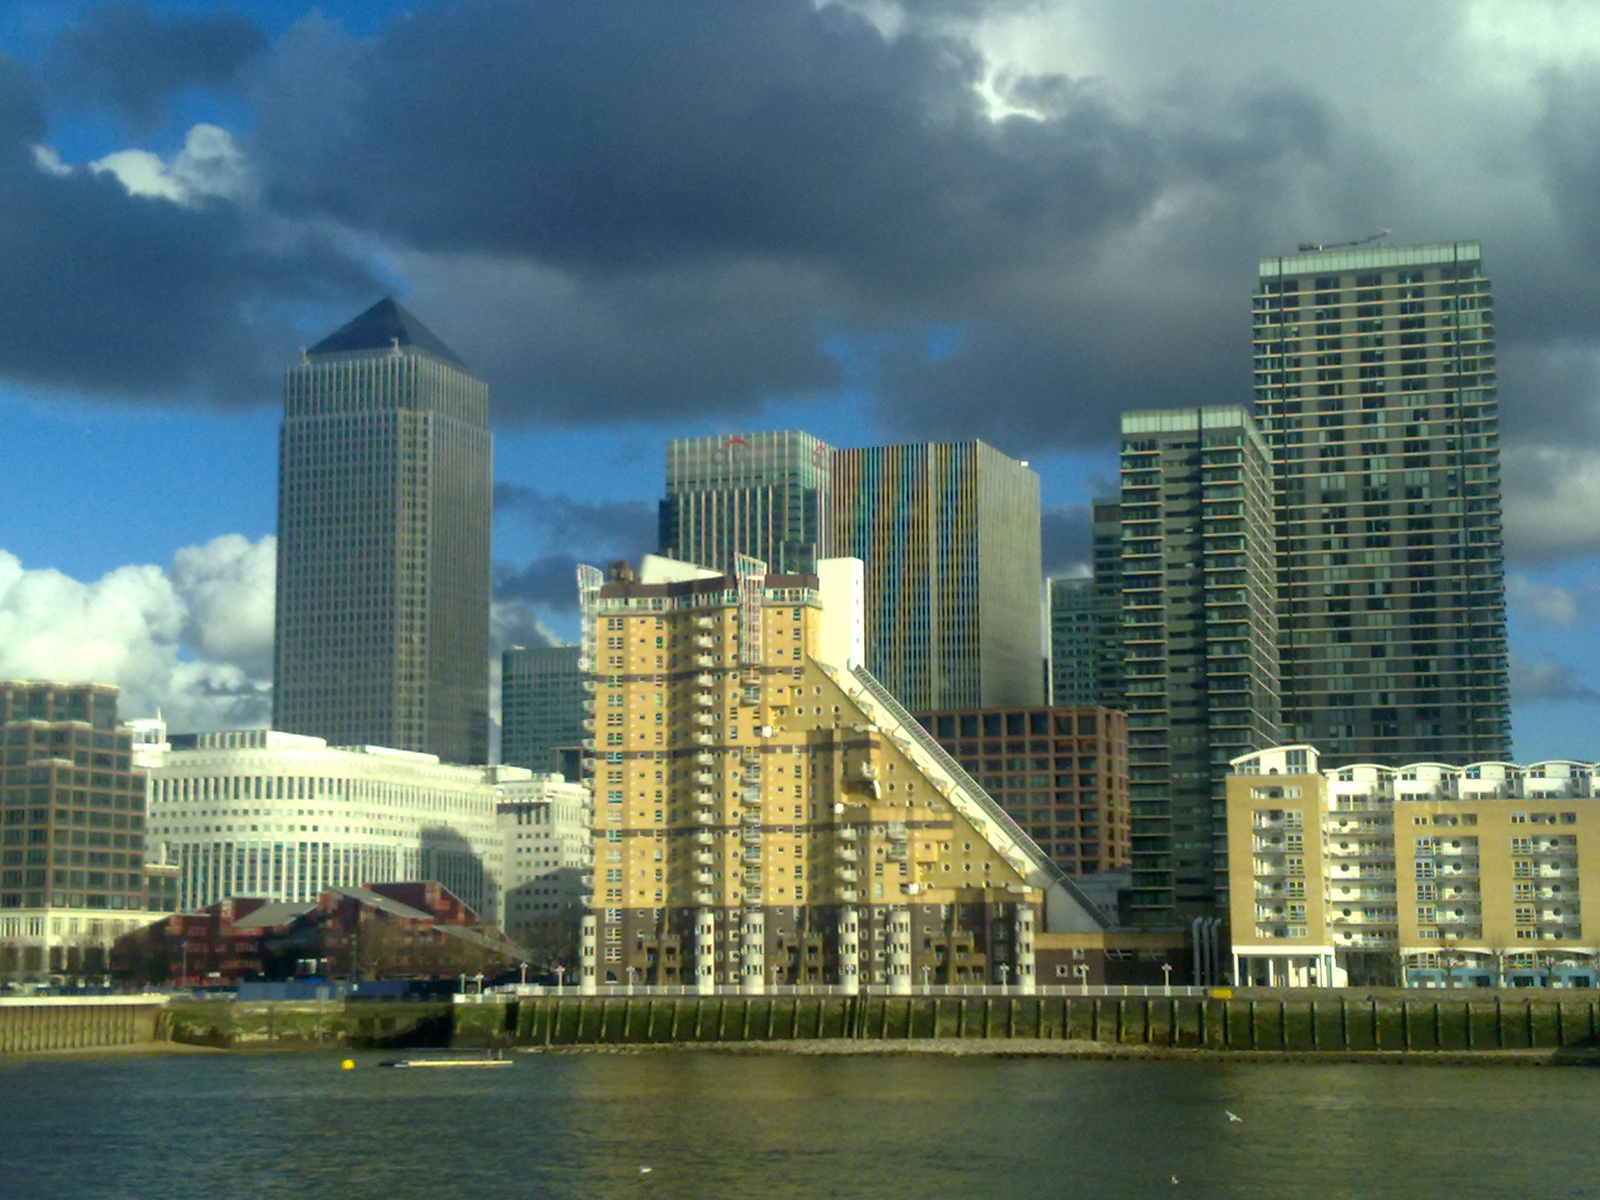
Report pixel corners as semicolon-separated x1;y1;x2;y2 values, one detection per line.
659;430;831;576
500;646;585;774
1115;408;1281;927
830;441;1044;711
573;554;1106;994
274;298;491;764
1254;241;1510;766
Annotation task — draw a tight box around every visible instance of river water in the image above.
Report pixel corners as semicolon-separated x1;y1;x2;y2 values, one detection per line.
1;1050;1594;1199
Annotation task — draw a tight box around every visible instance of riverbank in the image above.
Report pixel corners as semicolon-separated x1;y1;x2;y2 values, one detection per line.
521;1036;1600;1066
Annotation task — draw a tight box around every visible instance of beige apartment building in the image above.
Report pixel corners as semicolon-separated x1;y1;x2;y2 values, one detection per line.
1228;745;1600;987
573;555;1107;994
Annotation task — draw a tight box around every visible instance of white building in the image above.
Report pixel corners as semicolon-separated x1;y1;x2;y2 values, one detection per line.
495;770;592;942
136;724;510;925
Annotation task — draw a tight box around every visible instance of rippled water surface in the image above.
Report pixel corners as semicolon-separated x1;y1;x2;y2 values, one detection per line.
2;1050;1596;1199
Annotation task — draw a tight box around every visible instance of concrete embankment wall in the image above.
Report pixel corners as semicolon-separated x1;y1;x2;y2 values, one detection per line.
0;997;165;1053
11;991;1600;1056
489;991;1600;1054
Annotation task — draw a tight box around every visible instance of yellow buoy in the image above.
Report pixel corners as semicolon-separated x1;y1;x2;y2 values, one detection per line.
340;1059;355;1070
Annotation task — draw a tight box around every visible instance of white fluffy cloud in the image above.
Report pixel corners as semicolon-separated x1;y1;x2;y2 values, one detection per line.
86;123;253;205
0;536;274;731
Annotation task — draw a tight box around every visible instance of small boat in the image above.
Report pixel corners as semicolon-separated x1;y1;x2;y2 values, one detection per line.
378;1053;513;1069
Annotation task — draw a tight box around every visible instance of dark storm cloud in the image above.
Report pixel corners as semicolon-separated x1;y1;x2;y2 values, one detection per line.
494;555;585;611
242;0;1367;439
493;485;657;554
49;4;267;122
1040;503;1091;577
0;56;372;405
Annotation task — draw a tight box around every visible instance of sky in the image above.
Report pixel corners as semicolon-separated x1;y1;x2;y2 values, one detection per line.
1;0;1598;760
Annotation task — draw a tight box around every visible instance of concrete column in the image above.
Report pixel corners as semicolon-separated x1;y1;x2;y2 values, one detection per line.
1015;906;1037;996
696;907;717;995
740;909;766;995
579;914;598;996
888;905;912;995
838;907;860;995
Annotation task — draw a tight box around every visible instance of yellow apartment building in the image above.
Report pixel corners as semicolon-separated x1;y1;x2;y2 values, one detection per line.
574;555;1109;994
1228;746;1600;987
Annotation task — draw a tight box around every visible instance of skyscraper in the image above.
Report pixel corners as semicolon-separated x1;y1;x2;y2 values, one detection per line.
500;645;585;774
1114;408;1281;926
1254;241;1510;765
659;430;831;575
830;441;1044;711
1048;577;1096;706
274;298;491;764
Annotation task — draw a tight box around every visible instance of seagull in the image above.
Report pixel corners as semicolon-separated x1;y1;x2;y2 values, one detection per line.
1170;1176;1179;1185
639;1167;653;1175
1226;1110;1242;1123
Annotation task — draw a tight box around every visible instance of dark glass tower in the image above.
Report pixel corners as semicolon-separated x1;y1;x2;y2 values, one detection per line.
659;430;831;576
273;298;491;764
1115;407;1281;926
1254;241;1510;766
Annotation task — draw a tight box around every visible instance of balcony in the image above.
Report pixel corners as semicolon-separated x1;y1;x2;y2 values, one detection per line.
695;751;716;765
695;812;716;825
839;867;858;882
695;673;716;687
695;889;715;905
839;828;860;841
693;733;716;745
694;616;716;629
581;679;595;692
742;769;761;784
839;888;859;902
694;771;715;785
581;718;595;732
742;827;762;845
838;847;858;862
742;869;762;885
696;869;715;884
694;654;715;668
694;829;715;845
742;748;762;763
694;635;715;649
694;713;715;727
694;693;715;708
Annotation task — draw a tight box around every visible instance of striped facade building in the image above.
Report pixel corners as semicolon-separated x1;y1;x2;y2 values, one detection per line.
830;441;1044;712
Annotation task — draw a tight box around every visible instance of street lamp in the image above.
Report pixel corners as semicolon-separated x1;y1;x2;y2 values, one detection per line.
1074;963;1089;990
921;965;931;990
555;964;566;989
997;963;1010;990
1161;962;1173;995
519;961;529;986
626;965;637;994
179;939;188;990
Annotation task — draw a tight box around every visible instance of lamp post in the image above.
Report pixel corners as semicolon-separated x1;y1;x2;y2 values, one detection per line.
997;963;1010;991
555;964;566;990
626;965;637;994
520;961;529;986
1074;963;1089;991
179;939;188;990
1161;962;1173;996
921;965;931;990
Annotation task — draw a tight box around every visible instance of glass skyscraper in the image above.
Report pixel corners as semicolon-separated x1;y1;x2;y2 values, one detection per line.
1254;241;1510;766
830;441;1044;711
659;430;831;576
273;298;491;765
1115;407;1282;926
500;645;585;774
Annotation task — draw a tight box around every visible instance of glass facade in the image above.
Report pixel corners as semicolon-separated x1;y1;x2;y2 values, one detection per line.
1254;241;1510;766
1115;408;1282;926
659;430;831;576
274;299;492;765
830;441;1045;711
500;645;586;774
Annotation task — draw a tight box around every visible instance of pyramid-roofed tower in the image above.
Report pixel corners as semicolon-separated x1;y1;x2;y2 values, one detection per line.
307;296;470;369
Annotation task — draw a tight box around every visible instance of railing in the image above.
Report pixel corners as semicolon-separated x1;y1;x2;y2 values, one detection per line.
462;983;1212;1002
842;665;1109;928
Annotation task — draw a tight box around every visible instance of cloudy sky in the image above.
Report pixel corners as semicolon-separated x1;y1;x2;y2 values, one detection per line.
1;0;1597;758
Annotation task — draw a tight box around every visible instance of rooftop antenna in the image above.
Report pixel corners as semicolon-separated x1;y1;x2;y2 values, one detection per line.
1296;228;1392;253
